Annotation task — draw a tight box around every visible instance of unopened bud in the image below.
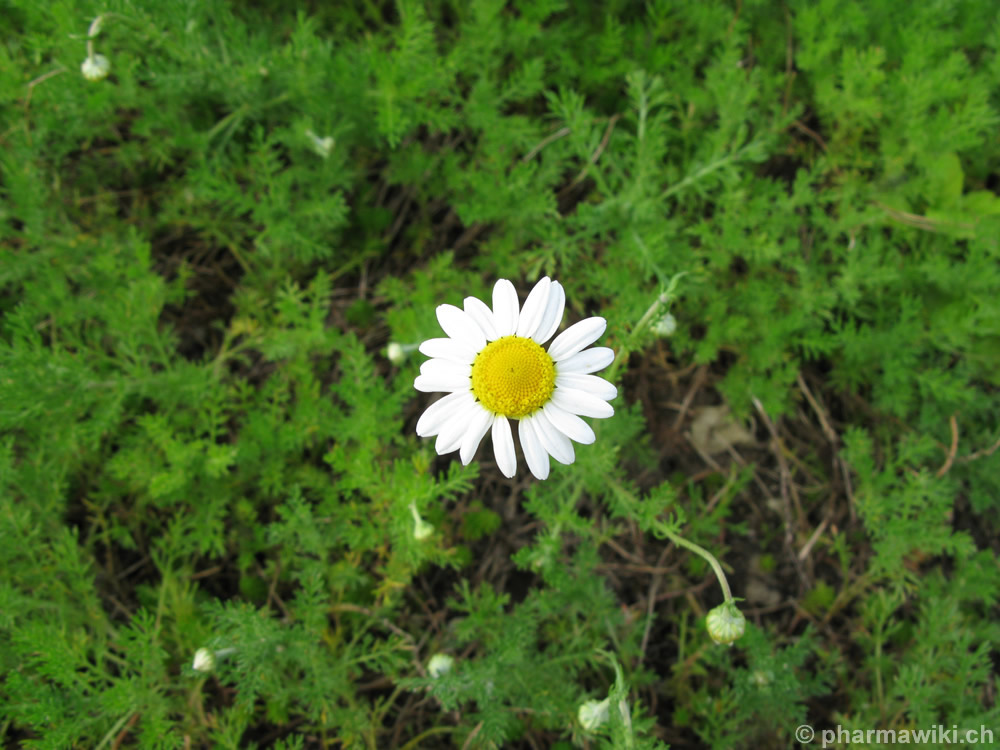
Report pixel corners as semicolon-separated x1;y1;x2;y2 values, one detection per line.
192;648;215;673
81;54;110;82
578;697;610;731
410;503;433;541
386;342;406;365
652;312;677;336
706;601;746;646
427;653;454;678
305;129;335;159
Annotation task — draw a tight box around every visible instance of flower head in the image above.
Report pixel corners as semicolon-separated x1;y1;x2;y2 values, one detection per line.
652;312;677;337
386;342;406;364
414;278;615;480
706;601;746;646
578;697;610;731
427;653;454;678
81;54;110;82
192;648;215;673
409;502;433;541
305;129;335;159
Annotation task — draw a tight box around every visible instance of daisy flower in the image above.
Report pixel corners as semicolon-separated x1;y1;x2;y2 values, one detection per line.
413;277;616;480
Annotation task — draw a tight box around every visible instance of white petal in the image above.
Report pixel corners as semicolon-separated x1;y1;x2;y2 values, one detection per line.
464;295;499;341
515;277;551;339
415;359;471;392
518;417;550;480
529;411;575;465
492;279;519;337
414;372;470;393
420;358;471;381
459;405;493;465
419;337;476;363
547;317;607;361
542;400;596;445
555;373;617;401
436;304;487;352
435;410;470;454
492;415;517;478
552;387;615;419
416;391;475;437
556;347;615;374
532;281;565;344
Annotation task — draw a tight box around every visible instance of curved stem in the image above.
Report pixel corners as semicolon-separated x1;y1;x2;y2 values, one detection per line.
658;525;733;603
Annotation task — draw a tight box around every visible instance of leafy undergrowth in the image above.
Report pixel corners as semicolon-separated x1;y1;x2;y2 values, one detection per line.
2;1;998;748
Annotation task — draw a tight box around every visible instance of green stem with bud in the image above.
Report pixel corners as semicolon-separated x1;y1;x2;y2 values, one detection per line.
605;272;687;383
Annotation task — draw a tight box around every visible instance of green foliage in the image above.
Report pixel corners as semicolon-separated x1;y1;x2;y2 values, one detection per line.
2;0;998;747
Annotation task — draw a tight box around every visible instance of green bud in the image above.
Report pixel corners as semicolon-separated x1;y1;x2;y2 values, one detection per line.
81;54;110;82
409;502;433;541
578;698;610;731
427;653;454;678
706;601;746;646
192;648;215;673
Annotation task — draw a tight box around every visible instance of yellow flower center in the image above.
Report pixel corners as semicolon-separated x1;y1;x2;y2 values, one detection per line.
471;335;556;418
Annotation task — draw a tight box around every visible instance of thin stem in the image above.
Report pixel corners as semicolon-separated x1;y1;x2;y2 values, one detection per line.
658;524;733;603
86;14;103;62
658;138;764;202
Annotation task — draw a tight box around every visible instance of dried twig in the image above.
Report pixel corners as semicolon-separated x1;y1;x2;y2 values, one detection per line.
639;547;671;664
798;516;830;562
566;114;620;191
935;414;959;478
957;433;1000;463
673;365;707;430
521;126;570;163
797;373;838;444
753;396;808;586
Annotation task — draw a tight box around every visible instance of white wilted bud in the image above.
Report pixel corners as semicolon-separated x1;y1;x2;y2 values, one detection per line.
706;601;746;646
578;697;610;731
427;653;454;678
81;54;110;82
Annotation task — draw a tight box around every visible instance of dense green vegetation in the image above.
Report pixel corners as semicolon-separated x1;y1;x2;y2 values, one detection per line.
2;1;998;747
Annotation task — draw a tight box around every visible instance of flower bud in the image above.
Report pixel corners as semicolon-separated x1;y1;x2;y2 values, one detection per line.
578;697;610;731
427;653;454;678
386;342;405;365
706;601;746;646
192;648;215;673
305;129;335;159
81;54;110;82
652;312;677;337
409;503;433;541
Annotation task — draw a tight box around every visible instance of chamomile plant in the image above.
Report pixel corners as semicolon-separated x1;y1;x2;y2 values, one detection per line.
413;276;746;647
